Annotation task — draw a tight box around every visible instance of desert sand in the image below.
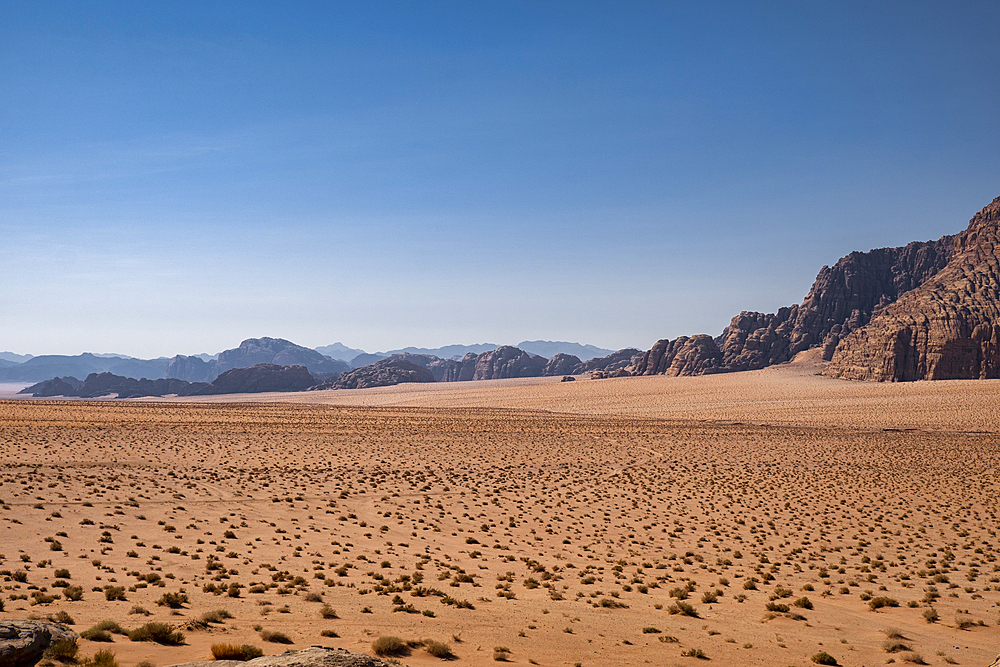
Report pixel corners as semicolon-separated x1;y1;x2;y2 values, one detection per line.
2;354;998;666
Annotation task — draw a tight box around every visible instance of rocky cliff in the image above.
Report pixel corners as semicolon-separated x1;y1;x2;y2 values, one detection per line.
634;214;960;378
166;338;348;382
825;196;1000;381
718;234;955;371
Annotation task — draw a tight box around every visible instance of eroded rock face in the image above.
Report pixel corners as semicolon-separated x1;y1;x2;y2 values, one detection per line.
215;338;348;377
718;234;956;371
164;355;215;382
0;620;77;667
542;353;583;376
631;335;723;376
165;646;395;667
332;359;435;389
580;348;642;373
17;377;82;397
825;196;1000;381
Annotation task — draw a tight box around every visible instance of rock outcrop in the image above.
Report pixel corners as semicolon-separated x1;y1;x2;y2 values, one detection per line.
330;359;435;389
195;364;317;394
17;377;82;397
825;196;1000;381
542;353;584;376
718;234;955;371
165;647;395;667
0;620;77;667
631;335;724;376
164;355;216;383
580;348;642;373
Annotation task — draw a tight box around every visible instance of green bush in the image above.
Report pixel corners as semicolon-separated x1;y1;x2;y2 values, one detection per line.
88;649;119;667
80;629;113;642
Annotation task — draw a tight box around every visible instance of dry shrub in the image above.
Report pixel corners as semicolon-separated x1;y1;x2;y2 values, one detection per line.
372;636;409;657
210;644;264;661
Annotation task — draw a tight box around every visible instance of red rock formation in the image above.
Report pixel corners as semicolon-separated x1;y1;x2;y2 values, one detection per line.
631;335;723;376
825;196;1000;381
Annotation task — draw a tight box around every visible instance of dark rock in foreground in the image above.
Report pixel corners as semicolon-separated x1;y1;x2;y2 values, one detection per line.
0;620;77;667
17;377;82;397
165;647;395;667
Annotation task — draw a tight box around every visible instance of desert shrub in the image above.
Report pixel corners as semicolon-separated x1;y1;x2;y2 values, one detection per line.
92;621;127;635
765;601;789;613
372;636;409;657
51;610;75;625
493;646;511;662
883;641;912;653
54;569;71;579
793;596;813;609
680;648;706;658
128;622;185;645
923;608;938;623
44;639;79;663
88;649;119;667
210;644;264;661
319;630;338;638
199;610;230;624
869;596;898;611
667;601;698;617
103;586;126;602
811;652;838;665
32;591;58;604
258;629;292;644
424;640;455;659
701;590;719;604
156;592;188;608
319;604;338;619
128;606;151;616
899;652;927;665
80;629;113;642
596;598;628;608
642;627;661;634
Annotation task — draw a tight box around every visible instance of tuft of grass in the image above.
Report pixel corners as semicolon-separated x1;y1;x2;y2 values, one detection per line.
80;629;114;643
88;649;118;667
319;604;338;619
200;609;233;624
210;644;264;661
667;601;699;617
372;636;410;657
811;651;838;665
680;648;707;659
793;596;813;609
258;630;292;644
922;608;938;623
155;592;189;609
869;596;899;611
319;630;338;638
44;639;79;663
424;640;455;660
127;623;185;645
899;652;927;665
883;641;912;653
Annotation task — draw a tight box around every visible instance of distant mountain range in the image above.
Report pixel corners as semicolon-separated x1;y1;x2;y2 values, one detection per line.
1;337;620;385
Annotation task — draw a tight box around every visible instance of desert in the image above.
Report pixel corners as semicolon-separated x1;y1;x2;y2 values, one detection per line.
2;354;999;666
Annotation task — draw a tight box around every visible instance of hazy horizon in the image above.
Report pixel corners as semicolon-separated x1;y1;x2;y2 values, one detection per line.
3;2;999;358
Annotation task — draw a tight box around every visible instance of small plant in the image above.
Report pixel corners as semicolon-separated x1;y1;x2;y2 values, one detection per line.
922;608;938;623
44;639;79;663
51;610;75;625
156;591;188;609
128;622;185;645
320;630;338;638
210;644;264;661
642;627;661;634
103;586;126;602
793;596;813;609
372;636;410;657
765;601;789;613
259;629;292;644
898;652;926;665
869;596;899;611
319;603;338;619
425;640;455;659
493;646;511;662
63;586;85;602
883;640;912;653
811;651;838;665
88;649;119;667
200;609;233;624
680;647;706;658
667;601;699;617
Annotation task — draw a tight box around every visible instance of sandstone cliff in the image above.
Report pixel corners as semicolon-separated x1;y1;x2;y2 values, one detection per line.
825;196;1000;381
195;364;317;394
631;335;723;376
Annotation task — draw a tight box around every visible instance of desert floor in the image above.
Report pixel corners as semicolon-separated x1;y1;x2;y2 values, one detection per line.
1;355;999;667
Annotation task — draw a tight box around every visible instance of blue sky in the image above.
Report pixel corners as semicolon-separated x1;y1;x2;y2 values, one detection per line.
3;1;999;357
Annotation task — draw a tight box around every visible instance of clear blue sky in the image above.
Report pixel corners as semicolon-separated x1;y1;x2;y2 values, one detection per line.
3;1;998;357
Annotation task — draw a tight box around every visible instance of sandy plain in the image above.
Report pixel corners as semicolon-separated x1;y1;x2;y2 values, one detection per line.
1;353;999;667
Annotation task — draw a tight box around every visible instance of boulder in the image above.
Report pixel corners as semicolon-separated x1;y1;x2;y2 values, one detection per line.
0;620;77;667
164;646;395;667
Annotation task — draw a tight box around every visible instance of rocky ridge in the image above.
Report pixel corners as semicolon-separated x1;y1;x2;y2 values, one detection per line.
633;205;969;380
0;620;77;667
825;196;1000;380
